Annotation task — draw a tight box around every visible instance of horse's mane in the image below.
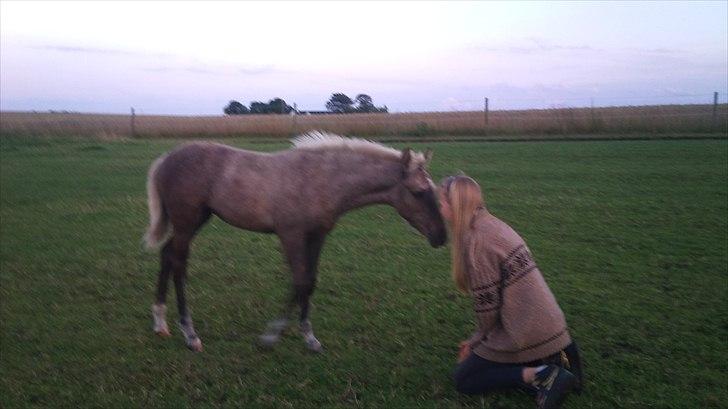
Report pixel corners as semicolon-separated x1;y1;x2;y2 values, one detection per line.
291;131;425;167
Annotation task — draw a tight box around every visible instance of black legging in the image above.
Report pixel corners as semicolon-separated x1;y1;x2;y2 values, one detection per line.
453;342;581;395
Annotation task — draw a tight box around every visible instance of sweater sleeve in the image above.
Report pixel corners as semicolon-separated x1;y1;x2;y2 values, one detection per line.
466;232;504;342
465;327;485;349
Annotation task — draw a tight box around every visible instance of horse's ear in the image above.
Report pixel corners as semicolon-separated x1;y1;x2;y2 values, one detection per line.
401;148;412;169
424;148;433;164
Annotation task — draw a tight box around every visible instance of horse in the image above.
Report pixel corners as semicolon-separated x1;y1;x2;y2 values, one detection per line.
144;132;446;352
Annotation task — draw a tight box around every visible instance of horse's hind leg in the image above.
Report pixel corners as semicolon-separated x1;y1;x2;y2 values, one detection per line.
151;206;210;351
170;231;203;351
152;241;175;337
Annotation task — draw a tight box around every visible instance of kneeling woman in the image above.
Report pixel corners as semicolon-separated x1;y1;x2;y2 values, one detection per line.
440;175;583;409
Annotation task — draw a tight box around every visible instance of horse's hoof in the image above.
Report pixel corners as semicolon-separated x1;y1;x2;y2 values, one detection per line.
152;304;170;337
258;334;280;348
155;328;171;338
186;338;203;352
305;338;323;353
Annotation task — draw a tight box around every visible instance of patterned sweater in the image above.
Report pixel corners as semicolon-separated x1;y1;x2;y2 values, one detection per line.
465;210;571;363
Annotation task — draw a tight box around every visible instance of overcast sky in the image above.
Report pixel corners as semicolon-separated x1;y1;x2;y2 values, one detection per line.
1;1;726;115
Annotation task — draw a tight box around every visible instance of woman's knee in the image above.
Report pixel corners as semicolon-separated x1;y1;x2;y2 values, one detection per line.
452;367;481;395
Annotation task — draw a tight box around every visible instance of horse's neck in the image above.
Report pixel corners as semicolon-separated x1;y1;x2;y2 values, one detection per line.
330;155;401;216
339;185;394;213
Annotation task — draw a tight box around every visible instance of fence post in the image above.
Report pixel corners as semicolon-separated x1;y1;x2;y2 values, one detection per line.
713;92;719;131
292;102;298;135
484;97;489;133
130;107;136;138
590;97;597;132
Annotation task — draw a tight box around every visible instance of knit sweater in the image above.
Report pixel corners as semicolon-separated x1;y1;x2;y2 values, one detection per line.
465;210;571;363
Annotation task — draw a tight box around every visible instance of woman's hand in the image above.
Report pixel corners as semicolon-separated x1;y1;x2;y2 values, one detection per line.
457;340;471;363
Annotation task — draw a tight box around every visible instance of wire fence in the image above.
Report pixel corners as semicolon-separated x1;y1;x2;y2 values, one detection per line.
386;92;720;113
1;93;726;139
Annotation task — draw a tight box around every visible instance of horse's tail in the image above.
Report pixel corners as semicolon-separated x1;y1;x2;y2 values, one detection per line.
143;154;171;250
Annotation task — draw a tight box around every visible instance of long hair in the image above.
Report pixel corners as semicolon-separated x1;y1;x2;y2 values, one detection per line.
441;175;484;294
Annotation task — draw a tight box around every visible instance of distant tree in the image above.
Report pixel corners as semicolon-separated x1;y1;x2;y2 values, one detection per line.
247;98;293;114
249;101;269;114
224;100;248;115
326;93;354;113
355;94;375;113
268;98;294;114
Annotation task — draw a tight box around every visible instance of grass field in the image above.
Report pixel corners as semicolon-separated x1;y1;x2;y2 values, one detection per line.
1;135;726;408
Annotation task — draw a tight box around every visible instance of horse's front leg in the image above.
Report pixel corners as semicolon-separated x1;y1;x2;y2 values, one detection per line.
258;296;295;347
259;229;306;348
297;231;326;352
259;284;321;352
260;230;325;352
297;284;321;352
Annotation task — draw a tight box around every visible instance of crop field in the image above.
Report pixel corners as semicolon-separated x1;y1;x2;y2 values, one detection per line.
0;135;726;408
2;103;726;139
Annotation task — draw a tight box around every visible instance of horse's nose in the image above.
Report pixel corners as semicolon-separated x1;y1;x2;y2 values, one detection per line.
430;229;447;248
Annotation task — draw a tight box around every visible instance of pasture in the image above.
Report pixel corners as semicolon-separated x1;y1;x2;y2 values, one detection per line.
0;135;726;408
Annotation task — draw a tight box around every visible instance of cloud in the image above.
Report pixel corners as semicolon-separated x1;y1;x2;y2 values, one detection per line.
142;63;278;77
638;47;682;54
471;37;684;57
32;43;281;77
473;38;597;55
341;74;423;86
238;65;277;75
29;44;171;58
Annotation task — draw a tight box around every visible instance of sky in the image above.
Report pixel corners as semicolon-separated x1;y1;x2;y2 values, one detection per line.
1;1;726;115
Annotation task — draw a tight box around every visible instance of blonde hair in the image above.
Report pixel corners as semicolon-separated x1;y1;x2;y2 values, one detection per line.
441;175;484;293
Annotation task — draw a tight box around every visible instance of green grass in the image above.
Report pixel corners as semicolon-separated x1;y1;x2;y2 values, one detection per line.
1;135;726;408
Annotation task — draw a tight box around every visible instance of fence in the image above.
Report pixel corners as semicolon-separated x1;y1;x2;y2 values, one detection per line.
1;93;726;139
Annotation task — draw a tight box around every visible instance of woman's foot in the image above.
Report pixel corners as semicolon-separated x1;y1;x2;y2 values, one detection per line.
533;365;576;409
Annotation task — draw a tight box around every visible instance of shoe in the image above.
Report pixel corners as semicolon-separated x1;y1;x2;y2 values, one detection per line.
533;365;576;409
544;347;584;394
563;346;584;394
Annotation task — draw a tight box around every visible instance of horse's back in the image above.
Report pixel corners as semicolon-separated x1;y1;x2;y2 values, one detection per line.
154;141;332;232
153;143;239;218
157;142;226;184
157;142;282;231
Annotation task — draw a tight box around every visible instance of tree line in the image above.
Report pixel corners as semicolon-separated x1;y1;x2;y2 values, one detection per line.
224;93;387;115
224;98;293;115
325;93;387;113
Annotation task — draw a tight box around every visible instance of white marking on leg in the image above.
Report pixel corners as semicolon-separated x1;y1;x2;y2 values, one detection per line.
151;304;170;336
300;320;322;352
178;316;202;352
259;318;289;347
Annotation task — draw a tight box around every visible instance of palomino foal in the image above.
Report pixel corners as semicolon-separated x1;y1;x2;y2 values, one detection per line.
145;132;446;352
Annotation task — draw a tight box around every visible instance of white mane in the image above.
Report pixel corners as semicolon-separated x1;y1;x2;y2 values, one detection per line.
291;131;425;168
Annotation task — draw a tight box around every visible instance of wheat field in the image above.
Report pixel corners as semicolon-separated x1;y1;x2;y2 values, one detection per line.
1;104;726;139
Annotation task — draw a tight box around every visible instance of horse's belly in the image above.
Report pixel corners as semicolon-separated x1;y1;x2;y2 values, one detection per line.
211;202;274;233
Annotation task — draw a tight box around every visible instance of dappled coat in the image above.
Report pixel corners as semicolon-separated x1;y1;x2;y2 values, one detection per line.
465;210;572;363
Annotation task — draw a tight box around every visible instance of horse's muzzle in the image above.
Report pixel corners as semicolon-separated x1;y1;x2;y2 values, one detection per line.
429;230;447;248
